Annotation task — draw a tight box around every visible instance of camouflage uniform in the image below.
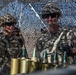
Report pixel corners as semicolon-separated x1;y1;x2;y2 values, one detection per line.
13;27;24;47
36;3;76;60
36;27;76;56
0;14;23;75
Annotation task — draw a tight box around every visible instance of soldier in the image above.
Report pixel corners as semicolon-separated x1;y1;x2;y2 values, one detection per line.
36;3;76;65
0;13;25;75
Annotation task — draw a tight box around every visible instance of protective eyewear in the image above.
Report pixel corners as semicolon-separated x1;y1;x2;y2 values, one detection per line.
42;13;57;19
4;22;15;26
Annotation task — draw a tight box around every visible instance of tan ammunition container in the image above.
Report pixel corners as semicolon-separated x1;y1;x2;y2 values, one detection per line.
10;58;20;75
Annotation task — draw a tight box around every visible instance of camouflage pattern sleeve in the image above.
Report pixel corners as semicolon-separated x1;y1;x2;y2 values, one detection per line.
36;37;44;58
13;27;24;47
73;29;76;47
65;28;76;56
0;39;7;71
0;40;10;75
71;29;76;54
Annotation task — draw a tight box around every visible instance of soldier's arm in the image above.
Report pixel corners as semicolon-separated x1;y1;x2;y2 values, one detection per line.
72;30;76;54
35;37;44;59
0;41;7;71
0;36;11;67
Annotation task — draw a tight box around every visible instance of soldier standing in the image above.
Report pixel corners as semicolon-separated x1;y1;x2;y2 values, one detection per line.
36;3;76;66
0;14;26;75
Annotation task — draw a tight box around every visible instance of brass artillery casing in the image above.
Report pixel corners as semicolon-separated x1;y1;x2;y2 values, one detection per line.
29;57;39;73
20;58;30;73
29;61;39;73
31;57;38;62
42;63;49;71
10;58;20;75
48;55;51;64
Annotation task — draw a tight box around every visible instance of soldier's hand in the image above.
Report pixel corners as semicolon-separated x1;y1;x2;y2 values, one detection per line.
72;48;76;54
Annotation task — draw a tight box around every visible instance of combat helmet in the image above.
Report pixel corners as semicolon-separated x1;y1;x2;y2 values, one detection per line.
0;13;17;26
42;3;62;19
0;16;5;27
